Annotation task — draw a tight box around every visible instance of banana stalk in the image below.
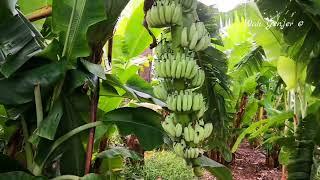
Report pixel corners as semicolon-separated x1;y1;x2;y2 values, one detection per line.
150;0;213;177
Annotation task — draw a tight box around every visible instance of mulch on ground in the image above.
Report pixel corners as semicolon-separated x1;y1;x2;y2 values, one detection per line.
201;141;281;180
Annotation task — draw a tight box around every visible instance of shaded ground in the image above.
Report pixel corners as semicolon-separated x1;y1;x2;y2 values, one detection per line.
231;141;281;180
202;141;281;180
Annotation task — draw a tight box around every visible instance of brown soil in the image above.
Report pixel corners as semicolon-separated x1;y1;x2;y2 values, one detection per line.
201;141;281;180
231;141;281;180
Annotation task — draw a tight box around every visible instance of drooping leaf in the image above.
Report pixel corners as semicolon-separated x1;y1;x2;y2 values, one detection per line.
0;7;43;77
197;156;232;180
232;111;293;152
0;62;66;105
103;107;164;150
126;75;154;97
80;59;106;80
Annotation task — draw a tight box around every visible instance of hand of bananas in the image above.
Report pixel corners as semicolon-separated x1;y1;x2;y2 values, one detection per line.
154;52;205;85
146;0;182;27
181;22;211;51
166;90;204;112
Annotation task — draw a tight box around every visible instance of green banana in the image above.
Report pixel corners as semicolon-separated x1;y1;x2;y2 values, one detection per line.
181;27;188;47
192;93;200;111
162;122;175;137
196;22;205;37
164;2;172;23
187;91;193;110
175;123;182;137
171;4;182;24
197;125;205;141
160;61;167;77
146;11;153;27
194;35;206;51
182;93;188;111
185;60;194;79
189;63;198;78
171;59;177;78
180;60;187;77
181;139;186;148
154;60;161;77
173;143;184;157
176;61;182;78
199;119;205;126
169;1;177;24
197;104;206;119
171;94;177;111
165;59;171;77
197;70;205;87
151;5;161;26
184;127;190;142
189;23;197;38
193;133;199;144
188;124;194;142
184;149;189;159
166;95;172;109
153;84;167;100
204;123;213;138
158;4;166;25
189;31;199;50
177;94;182;111
191;72;199;86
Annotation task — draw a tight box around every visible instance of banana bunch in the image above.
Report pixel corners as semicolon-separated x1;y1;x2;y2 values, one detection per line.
183;122;213;143
181;22;211;51
153;83;168;100
146;0;182;28
161;114;183;137
154;58;201;79
167;91;204;112
191;69;205;87
184;147;200;159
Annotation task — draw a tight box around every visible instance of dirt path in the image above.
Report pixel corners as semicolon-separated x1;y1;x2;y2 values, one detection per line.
231;141;281;180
